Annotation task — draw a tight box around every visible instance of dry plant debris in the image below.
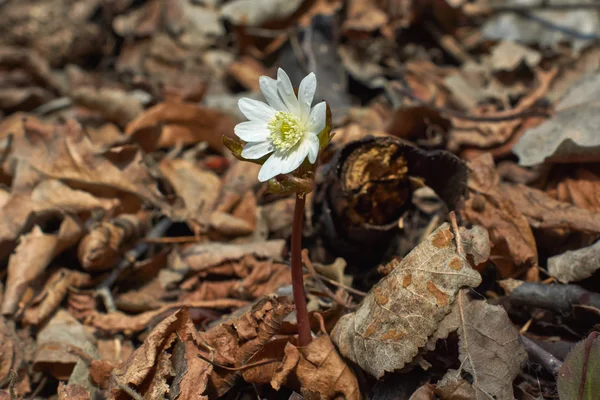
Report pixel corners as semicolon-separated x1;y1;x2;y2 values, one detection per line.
0;0;597;398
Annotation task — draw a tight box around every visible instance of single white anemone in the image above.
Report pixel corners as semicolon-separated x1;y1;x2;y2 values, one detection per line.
235;68;326;182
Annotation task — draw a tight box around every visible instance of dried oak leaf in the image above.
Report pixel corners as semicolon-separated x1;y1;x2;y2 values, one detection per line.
71;87;143;127
125;102;236;152
557;331;600;400
331;223;488;378
548;239;600;283
429;291;526;400
462;153;538;275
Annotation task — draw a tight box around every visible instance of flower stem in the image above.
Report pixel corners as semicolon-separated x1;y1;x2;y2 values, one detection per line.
291;193;312;346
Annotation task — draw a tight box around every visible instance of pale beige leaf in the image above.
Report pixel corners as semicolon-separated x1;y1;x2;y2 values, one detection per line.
432;292;526;400
331;223;488;378
548;239;600;283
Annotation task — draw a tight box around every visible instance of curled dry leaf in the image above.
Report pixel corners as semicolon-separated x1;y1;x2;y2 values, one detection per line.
3;217;84;316
78;213;149;271
269;315;361;400
109;297;292;399
548;239;600;283
429;291;527;400
125;102;236;152
462;153;538;275
221;0;303;27
315;136;467;262
23;269;92;326
331;223;488;378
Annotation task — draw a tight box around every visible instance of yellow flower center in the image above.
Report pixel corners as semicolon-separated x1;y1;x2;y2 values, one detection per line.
268;111;304;151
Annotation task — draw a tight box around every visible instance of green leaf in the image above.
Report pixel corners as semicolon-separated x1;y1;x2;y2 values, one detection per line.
558;332;600;400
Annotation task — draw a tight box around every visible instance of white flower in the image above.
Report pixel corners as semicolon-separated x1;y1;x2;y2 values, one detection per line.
234;68;326;182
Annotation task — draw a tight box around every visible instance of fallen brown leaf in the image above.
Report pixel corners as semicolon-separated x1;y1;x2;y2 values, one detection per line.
57;382;91;400
332;223;488;378
34;310;96;380
462;153;538;276
126;102;236;152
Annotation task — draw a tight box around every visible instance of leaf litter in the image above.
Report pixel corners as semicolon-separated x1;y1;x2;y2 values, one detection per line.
0;0;598;398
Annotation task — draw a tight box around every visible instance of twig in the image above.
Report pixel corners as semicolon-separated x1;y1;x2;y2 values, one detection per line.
116;380;143;400
317;275;367;297
520;335;563;375
389;81;551;122
291;195;312;347
26;376;47;400
449;211;464;259
301;249;354;310
96;218;172;312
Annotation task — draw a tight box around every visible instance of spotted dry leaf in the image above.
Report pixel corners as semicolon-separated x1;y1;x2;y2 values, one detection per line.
331;223;488;378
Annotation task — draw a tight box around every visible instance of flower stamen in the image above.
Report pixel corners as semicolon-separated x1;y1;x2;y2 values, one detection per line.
268;111;304;151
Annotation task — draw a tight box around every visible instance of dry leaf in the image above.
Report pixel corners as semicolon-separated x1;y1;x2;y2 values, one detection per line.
78;213;149;271
57;382;91;400
14;118;165;208
126;102;236;152
71;87;143;127
3;217;84;316
23;269;92;326
221;0;303;27
271;333;361;400
548;239;600;283
462;154;538;275
514;72;600;165
90;299;248;335
503;183;600;233
176;240;285;272
34;310;96;381
450;68;555;151
430;291;526;400
332;223;488;378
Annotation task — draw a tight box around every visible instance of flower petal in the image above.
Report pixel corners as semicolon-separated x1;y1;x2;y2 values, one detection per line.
307;134;319;164
238;98;276;122
259;76;287;112
277;68;300;115
307;101;326;134
258;153;283;182
241;140;274;160
297;72;316;121
280;141;310;175
234;120;270;142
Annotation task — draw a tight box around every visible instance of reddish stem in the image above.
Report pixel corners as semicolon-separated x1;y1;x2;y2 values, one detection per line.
291;193;312;346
